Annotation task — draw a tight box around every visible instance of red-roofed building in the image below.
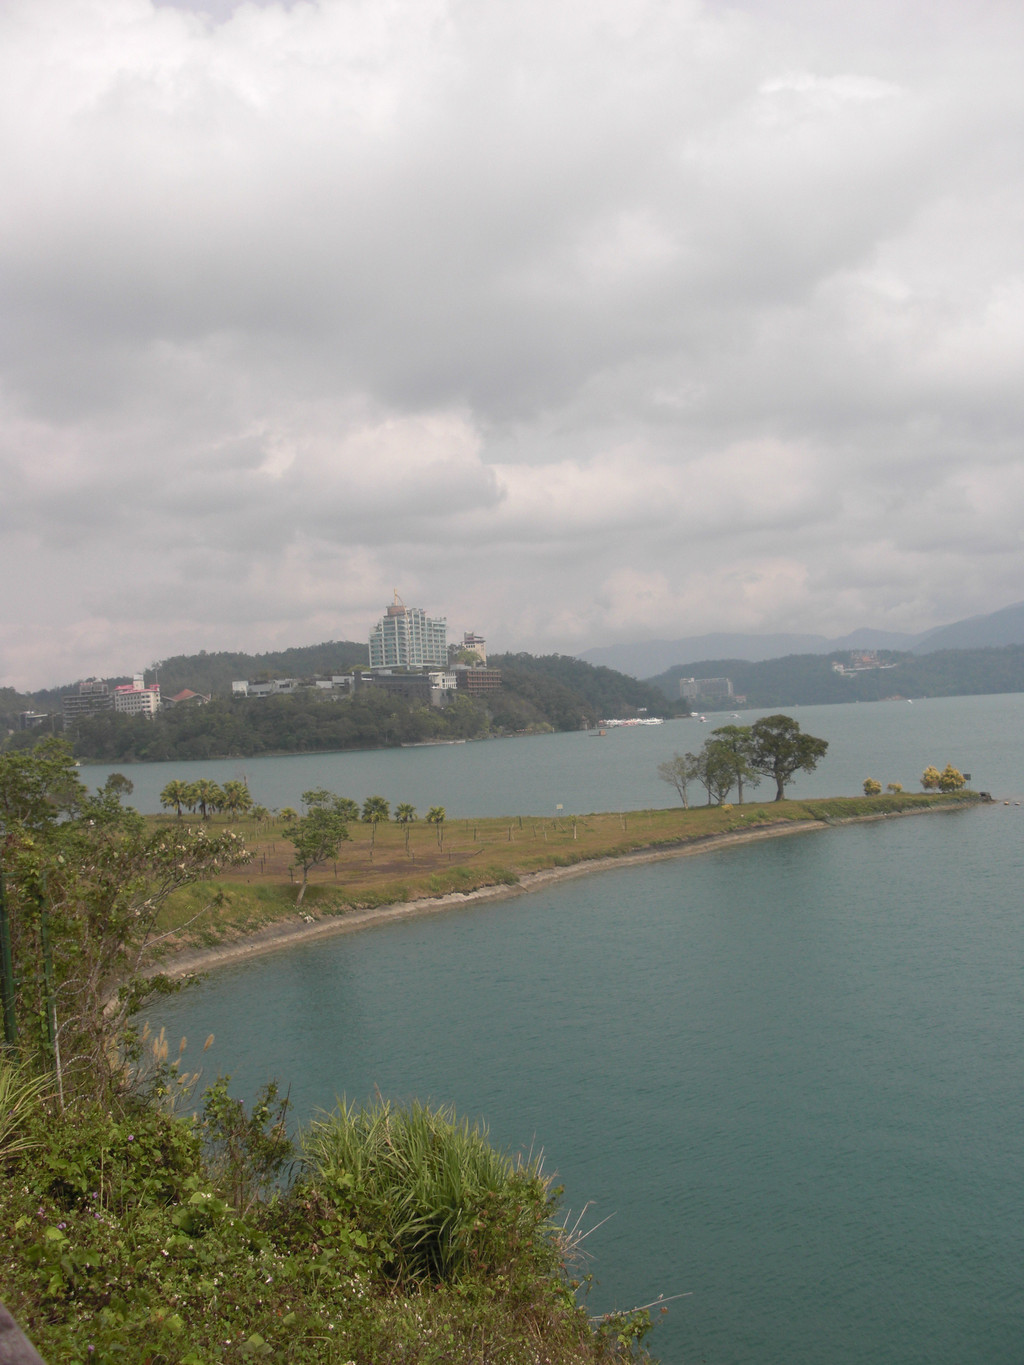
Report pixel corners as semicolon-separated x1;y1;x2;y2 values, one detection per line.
164;688;211;708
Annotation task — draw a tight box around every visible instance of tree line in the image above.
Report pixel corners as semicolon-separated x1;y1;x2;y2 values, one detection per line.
658;714;829;805
862;764;966;795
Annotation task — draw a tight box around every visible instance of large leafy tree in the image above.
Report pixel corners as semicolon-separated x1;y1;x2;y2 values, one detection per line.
710;725;760;804
282;803;350;904
0;737;83;831
692;741;736;806
0;743;250;1103
748;714;829;801
301;788;359;824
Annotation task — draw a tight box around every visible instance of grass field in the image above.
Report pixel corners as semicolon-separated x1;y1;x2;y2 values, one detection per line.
152;791;976;958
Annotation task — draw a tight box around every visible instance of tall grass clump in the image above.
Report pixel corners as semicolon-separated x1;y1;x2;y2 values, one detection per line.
303;1097;561;1286
0;1057;50;1161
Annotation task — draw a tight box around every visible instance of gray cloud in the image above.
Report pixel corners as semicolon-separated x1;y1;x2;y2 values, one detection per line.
1;0;1023;687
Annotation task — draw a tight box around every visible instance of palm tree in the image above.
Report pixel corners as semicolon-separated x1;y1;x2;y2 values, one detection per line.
395;803;417;854
361;796;390;853
221;780;253;820
190;778;220;821
426;806;446;848
160;779;190;818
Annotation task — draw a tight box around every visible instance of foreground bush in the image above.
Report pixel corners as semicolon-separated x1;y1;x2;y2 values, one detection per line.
303;1098;564;1287
0;1074;656;1364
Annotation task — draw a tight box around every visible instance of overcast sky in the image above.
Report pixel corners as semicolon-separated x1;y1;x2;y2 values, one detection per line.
3;0;1023;688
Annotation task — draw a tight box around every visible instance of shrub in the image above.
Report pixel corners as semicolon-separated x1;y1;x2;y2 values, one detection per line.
938;764;966;792
302;1098;561;1286
863;779;882;796
201;1075;294;1214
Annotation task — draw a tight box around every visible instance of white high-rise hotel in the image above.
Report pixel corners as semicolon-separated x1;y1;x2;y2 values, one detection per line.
368;594;447;669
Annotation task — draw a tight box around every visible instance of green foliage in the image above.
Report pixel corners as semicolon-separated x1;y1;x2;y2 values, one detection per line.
710;724;760;803
201;1076;293;1215
660;730;759;809
303;1097;562;1287
64;687;489;764
1;1085;653;1365
426;805;446;847
691;741;736;806
0;1056;49;1160
0;736;84;830
748;714;829;801
863;778;882;795
160;778;191;817
920;764;942;790
361;795;390;825
395;803;417;852
220;780;254;819
282;803;350;904
0;740;251;1102
489;652;674;731
185;778;223;819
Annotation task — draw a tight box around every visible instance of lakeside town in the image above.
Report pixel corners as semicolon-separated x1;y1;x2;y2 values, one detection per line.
27;595;503;733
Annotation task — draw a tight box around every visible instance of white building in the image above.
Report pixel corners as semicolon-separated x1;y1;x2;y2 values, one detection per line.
369;594;447;669
428;670;458;690
113;675;161;717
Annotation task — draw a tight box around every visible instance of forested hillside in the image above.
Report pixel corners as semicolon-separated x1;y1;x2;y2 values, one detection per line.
4;651;673;761
647;644;1024;708
488;652;675;731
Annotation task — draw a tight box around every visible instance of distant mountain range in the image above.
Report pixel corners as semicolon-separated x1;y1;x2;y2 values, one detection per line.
579;600;1024;679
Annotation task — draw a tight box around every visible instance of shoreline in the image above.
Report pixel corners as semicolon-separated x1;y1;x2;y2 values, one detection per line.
153;801;976;980
150;816;831;978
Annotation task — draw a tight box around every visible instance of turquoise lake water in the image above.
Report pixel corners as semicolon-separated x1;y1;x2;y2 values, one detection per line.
141;695;1024;1363
88;692;1024;817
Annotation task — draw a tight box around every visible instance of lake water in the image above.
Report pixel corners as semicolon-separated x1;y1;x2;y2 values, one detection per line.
142;696;1024;1363
90;692;1024;815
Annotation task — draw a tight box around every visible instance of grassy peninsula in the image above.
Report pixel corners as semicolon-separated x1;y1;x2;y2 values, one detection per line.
152;791;978;966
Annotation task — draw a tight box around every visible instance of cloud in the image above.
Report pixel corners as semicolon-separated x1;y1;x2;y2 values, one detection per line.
1;0;1023;687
